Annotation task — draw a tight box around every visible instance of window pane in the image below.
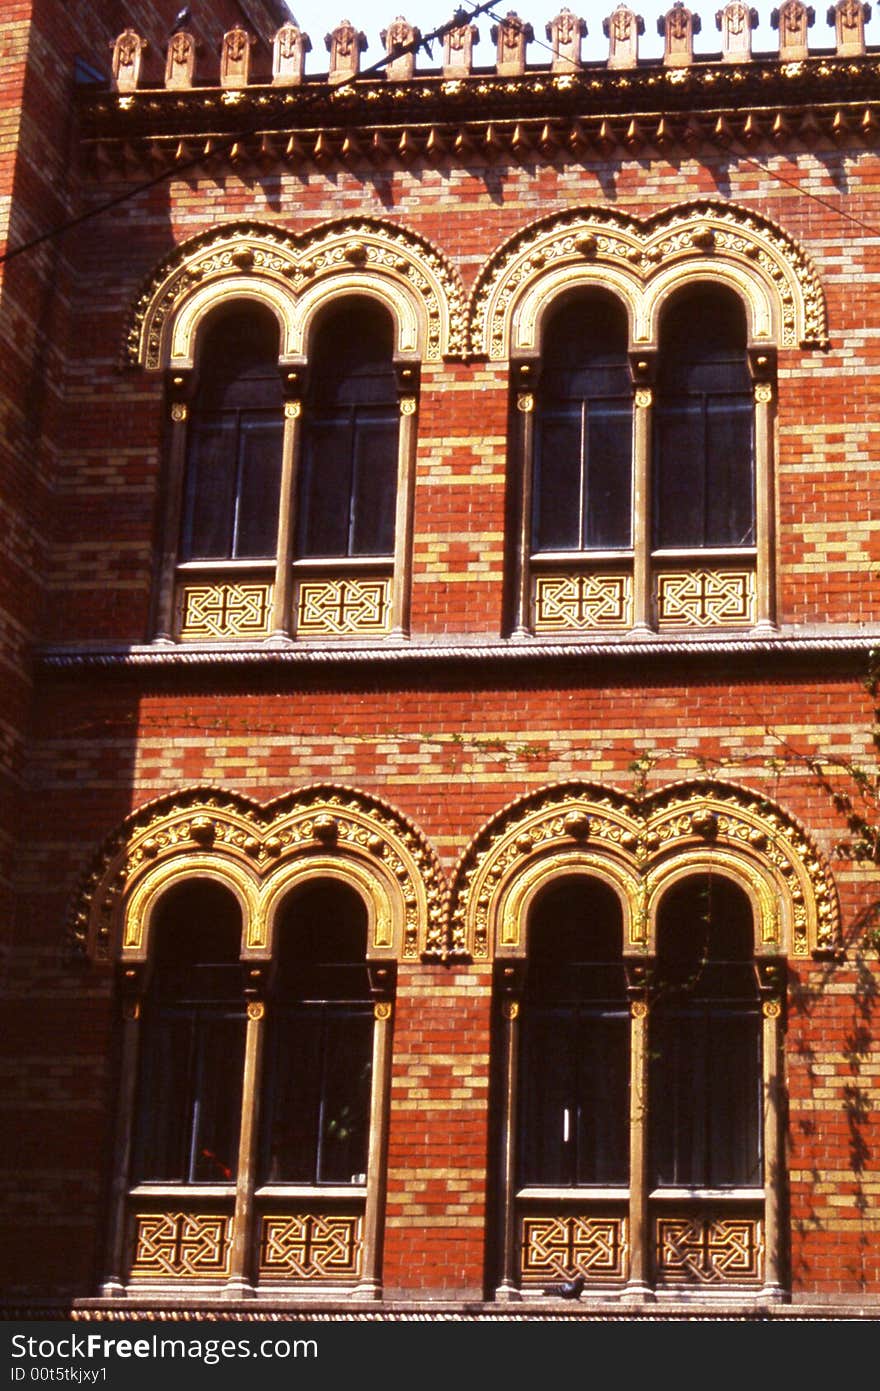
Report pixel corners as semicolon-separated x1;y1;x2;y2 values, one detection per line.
650;876;761;1189
575;1011;630;1184
261;1010;324;1183
317;1010;373;1183
132;1011;194;1182
181;418;238;559
705;396;755;546
586;401;633;549
191;1013;246;1182
654;398;705;549
297;417;354;557
519;1008;576;1186
533;410;582;551
350;411;399;556
234;416;284;558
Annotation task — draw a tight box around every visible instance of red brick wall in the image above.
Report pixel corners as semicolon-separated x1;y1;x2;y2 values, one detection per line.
2;5;880;1309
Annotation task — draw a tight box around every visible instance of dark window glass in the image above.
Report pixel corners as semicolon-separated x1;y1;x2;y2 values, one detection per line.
518;880;629;1187
654;287;755;550
132;882;245;1184
180;307;283;561
650;876;762;1189
260;882;373;1186
297;301;399;559
533;293;633;553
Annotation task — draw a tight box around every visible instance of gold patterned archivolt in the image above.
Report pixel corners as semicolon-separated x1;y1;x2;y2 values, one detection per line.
450;778;839;960
467;199;829;359
126;218;466;370
68;783;448;964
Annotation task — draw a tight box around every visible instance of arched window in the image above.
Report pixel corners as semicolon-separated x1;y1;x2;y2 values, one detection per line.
650;875;762;1189
297;300;400;561
113;871;395;1296
518;879;629;1188
532;292;633;556
517;277;774;637
495;862;782;1299
180;306;284;563
132;880;245;1185
654;286;755;555
261;881;374;1187
158;295;416;643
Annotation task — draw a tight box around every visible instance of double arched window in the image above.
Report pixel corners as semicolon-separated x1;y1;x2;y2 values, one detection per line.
521;281;771;637
497;870;778;1299
116;876;391;1295
158;294;415;643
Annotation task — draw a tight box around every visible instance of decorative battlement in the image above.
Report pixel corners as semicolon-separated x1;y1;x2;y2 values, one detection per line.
108;2;875;92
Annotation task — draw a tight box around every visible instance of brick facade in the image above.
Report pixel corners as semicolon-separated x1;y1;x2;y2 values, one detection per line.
1;2;879;1317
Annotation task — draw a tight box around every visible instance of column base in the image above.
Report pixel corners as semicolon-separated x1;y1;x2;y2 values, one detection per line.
352;1280;382;1301
100;1280;127;1299
620;1280;655;1302
760;1282;788;1304
494;1282;523;1302
223;1278;256;1299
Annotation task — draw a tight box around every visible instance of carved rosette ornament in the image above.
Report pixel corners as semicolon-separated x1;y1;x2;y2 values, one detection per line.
717;3;759;62
546;9;587;70
110;30;147;92
68;784;448;963
827;0;871;55
382;17;421;80
126;218;465;369
326;19;368;83
450;779;839;960
442;20;479;75
771;1;815;61
491;11;535;76
221;27;255;88
658;1;701;65
164;29;196;89
604;5;645;67
272;22;312;85
467;200;828;359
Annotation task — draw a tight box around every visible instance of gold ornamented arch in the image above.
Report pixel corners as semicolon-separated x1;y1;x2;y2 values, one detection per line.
125;218;467;370
67;783;448;963
467;199;829;360
450;779;839;959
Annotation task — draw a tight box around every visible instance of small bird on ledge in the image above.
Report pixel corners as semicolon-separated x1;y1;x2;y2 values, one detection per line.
542;1273;586;1299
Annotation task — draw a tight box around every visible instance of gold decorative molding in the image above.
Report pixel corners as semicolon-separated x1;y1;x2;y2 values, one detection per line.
178;581;274;641
520;1214;628;1284
130;1212;233;1280
296;576;392;637
284;400;302;418
170;403;187;422
655;1213;763;1286
634;387;653;408
374;1001;393;1020
70;784;448;963
258;1213;363;1281
516;391;535;413
468;199;828;359
655;568;755;628
126;218;466;370
247;1001;265;1020
450;778;839;959
533;572;632;632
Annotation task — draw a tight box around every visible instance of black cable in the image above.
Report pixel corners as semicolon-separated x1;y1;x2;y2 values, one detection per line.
0;0;496;268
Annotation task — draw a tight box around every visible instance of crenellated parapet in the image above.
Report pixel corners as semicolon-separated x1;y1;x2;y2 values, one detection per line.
106;6;880;94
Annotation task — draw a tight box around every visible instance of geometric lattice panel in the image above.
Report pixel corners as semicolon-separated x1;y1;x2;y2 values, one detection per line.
656;568;755;628
533;572;632;632
129;1211;232;1280
258;1213;363;1281
520;1213;629;1284
178;581;273;639
655;1213;764;1285
296;577;392;637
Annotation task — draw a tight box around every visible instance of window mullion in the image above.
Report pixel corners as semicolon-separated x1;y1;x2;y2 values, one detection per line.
578;399;588;550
